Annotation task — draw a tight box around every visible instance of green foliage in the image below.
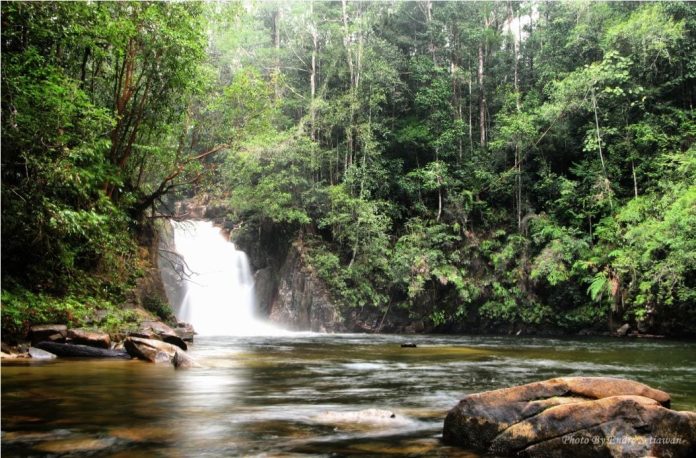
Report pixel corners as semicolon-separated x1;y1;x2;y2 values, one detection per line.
142;295;176;324
1;286;139;341
226;133;316;225
603;3;684;72
3;1;696;337
529;217;590;287
1;1;210;337
392;219;463;301
591;149;696;327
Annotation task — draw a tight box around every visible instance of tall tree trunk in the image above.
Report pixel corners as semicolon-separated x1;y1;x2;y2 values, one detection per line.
353;5;364;171
516;144;522;231
79;46;91;89
468;56;474;150
272;8;282;100
105;38;138;197
591;88;613;210
341;0;355;165
512;2;521;111
421;0;435;62
451;24;463;162
478;41;486;148
309;1;318;141
529;5;535;83
510;2;522;231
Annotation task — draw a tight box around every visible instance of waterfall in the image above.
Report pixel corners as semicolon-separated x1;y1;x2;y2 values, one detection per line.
164;220;281;336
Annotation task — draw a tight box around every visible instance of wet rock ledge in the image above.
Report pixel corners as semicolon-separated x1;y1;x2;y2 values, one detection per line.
443;377;696;457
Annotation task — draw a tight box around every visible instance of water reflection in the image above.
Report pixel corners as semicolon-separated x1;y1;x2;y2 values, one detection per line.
2;334;696;456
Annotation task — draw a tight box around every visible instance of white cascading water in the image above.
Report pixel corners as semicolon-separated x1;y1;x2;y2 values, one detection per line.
169;220;282;336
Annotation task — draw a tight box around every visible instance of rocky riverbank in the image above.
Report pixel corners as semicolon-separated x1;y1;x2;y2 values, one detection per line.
1;320;198;369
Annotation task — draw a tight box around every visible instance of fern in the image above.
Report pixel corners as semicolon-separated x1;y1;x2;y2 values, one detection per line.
588;273;609;302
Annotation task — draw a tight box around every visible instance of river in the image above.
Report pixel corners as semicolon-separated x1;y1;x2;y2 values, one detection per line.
2;334;695;456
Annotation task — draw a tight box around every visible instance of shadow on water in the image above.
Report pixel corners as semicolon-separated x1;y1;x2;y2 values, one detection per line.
3;334;695;456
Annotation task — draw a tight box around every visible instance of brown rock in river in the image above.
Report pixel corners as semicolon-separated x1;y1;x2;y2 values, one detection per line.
172;349;199;369
67;329;111;349
29;324;67;345
443;377;695;457
124;336;178;363
124;336;198;368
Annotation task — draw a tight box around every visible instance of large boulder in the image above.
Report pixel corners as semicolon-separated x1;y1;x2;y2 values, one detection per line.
124;336;197;368
29;324;67;345
67;329;111;349
124;336;178;362
35;342;130;359
443;377;696;457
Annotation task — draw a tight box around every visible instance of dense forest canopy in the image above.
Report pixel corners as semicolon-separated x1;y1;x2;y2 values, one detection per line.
2;1;695;337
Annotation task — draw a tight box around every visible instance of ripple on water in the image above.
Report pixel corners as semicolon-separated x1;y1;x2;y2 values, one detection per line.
341;362;389;371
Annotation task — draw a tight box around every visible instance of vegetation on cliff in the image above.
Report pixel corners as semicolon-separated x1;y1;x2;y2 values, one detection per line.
1;2;207;338
219;1;696;334
2;1;695;337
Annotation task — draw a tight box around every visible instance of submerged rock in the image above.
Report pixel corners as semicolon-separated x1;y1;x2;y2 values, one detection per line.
67;329;111;349
35;342;130;359
33;437;118;455
107;426;174;443
314;409;414;430
443;377;696;457
29;324;67;345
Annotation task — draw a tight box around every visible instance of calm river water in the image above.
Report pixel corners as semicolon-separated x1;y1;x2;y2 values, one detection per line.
2;334;695;457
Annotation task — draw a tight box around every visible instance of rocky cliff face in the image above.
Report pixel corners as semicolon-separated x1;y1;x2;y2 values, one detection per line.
130;221;173;317
157;220;185;317
266;241;343;332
